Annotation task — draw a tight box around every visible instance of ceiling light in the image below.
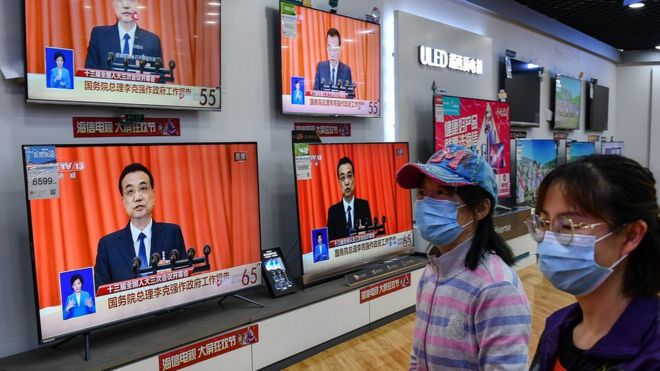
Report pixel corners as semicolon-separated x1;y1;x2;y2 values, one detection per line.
628;2;645;8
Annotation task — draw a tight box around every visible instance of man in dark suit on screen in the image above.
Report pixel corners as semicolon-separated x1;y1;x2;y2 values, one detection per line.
94;163;186;289
313;28;353;91
85;0;163;70
327;157;371;241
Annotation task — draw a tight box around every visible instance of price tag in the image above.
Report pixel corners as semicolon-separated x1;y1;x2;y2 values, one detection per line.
295;156;311;180
24;146;59;200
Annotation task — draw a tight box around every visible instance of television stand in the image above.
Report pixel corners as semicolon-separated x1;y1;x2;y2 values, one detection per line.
218;294;265;308
51;332;91;361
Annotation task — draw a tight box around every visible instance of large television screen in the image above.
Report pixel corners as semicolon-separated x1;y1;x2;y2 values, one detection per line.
586;83;609;131
23;143;261;342
280;1;381;117
25;0;221;110
553;75;582;130
566;141;595;162
515;139;558;206
502;58;542;126
292;143;413;285
434;95;511;198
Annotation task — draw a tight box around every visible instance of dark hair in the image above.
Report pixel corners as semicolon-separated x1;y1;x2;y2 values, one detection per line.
316;232;323;240
118;163;154;195
536;154;660;297
456;185;514;270
327;28;341;45
337;157;354;177
53;52;65;62
70;274;83;286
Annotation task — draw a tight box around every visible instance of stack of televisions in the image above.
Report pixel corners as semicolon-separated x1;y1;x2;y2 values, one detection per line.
19;0;618;352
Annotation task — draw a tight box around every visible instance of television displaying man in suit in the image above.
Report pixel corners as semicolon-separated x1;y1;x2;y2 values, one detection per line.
327;157;371;241
84;0;163;70
94;163;186;289
312;28;352;92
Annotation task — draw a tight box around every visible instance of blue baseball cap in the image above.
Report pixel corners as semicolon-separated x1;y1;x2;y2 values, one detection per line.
396;144;498;201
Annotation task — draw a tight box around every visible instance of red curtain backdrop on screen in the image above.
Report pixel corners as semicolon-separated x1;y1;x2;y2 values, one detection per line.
29;144;261;309
296;143;413;254
280;5;380;100
25;0;220;87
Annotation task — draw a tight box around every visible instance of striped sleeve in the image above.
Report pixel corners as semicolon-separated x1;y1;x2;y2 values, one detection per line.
474;281;531;371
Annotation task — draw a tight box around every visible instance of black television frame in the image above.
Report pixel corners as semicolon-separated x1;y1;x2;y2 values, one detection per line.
500;57;543;127
586;82;609;131
22;142;262;344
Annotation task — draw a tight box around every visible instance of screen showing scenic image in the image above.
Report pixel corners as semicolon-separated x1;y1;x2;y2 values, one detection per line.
434;95;511;198
292;143;413;285
553;75;582;129
280;1;381;117
25;0;221;109
601;141;624;155
23;143;261;342
515;139;558;207
566;141;595;162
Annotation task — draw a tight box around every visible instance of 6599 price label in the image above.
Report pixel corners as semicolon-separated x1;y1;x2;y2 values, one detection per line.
26;164;59;200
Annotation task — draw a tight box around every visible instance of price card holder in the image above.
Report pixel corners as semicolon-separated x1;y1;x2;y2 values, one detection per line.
24;146;60;200
261;248;297;297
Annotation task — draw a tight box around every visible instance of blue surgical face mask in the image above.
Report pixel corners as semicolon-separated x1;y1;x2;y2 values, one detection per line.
416;197;473;248
538;231;628;297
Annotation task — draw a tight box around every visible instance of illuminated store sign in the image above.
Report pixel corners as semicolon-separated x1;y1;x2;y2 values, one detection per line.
418;45;483;75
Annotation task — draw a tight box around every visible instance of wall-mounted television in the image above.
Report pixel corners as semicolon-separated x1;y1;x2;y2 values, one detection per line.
515;139;558;206
434;95;511;198
566;141;595;162
601;141;624;155
23;143;261;343
553;75;582;130
502;58;542;126
279;1;381;117
292;143;413;285
586;83;609;131
25;0;221;110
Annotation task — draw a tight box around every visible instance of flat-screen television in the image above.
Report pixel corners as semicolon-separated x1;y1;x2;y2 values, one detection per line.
22;143;261;343
515;139;558;206
25;0;221;110
279;1;381;117
586;83;610;131
433;95;511;198
553;75;582;130
502;58;542;126
292;143;413;285
566;141;595;162
601;141;624;155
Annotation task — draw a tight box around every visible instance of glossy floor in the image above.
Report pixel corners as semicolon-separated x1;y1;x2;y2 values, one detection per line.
285;264;575;370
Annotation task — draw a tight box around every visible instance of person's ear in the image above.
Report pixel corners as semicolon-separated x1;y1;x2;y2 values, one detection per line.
620;220;647;256
473;198;491;222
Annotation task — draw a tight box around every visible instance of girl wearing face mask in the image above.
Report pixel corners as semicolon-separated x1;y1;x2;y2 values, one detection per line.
529;155;660;370
397;144;531;371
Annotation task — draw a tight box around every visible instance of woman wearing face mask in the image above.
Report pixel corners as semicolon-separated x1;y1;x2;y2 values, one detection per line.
529;155;660;370
397;144;531;370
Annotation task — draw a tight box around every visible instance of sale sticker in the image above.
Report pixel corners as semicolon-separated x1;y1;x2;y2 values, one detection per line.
24;146;59;200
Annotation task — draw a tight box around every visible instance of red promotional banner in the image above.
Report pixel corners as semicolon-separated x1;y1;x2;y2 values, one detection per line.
434;95;511;198
72;117;181;137
359;273;411;303
158;325;259;371
294;122;352;137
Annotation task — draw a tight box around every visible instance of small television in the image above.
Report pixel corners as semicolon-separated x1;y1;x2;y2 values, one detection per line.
292;142;413;285
601;141;624;155
586;83;610;131
566;141;595;162
279;1;381;117
553;75;582;130
23;143;261;343
25;0;221;110
434;95;511;198
514;139;558;207
502;58;542;126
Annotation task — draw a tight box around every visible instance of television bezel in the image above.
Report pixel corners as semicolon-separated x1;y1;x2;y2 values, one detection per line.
22;1;222;111
22;141;262;343
278;0;382;118
290;141;413;286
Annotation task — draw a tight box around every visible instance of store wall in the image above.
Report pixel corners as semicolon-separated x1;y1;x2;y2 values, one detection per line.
0;0;644;358
615;66;653;166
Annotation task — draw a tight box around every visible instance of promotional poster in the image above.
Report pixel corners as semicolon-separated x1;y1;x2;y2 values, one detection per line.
434;95;511;198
